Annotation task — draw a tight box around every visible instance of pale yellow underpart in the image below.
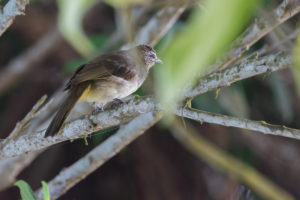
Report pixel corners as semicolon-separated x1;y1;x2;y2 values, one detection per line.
78;76;140;107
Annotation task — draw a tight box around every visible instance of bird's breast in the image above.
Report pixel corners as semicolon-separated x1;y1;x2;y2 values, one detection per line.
82;76;141;106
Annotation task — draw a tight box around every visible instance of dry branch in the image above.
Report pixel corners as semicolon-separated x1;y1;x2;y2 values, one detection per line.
0;96;156;160
185;52;291;98
0;0;29;36
177;107;300;140
206;0;300;74
35;112;161;200
135;5;186;46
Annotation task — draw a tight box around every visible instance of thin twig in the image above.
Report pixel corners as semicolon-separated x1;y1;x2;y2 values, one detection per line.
185;52;291;98
35;112;161;200
206;0;300;74
176;107;300;140
170;122;295;200
0;0;29;36
135;3;187;47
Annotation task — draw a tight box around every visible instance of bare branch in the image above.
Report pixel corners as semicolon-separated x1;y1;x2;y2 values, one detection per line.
0;96;156;160
35;112;161;200
135;4;187;46
185;52;291;98
0;0;29;36
206;0;300;74
176;107;300;140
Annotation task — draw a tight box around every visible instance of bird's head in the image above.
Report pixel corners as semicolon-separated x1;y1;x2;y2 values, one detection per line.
136;44;162;69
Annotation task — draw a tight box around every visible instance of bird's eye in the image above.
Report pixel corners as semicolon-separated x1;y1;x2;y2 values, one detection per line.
149;54;155;58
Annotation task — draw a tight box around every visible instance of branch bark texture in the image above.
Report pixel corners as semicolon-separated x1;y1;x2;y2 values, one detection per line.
0;0;29;36
206;0;300;74
35;112;161;200
177;107;300;140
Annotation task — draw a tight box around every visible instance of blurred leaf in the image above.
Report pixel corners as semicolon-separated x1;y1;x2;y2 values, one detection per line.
14;180;36;200
90;33;110;48
63;58;87;72
218;86;250;118
156;0;259;110
57;0;97;58
29;0;39;3
104;0;146;7
0;0;9;7
41;181;50;200
293;30;300;94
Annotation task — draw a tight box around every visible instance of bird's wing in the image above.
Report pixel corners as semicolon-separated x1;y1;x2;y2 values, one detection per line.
64;52;136;90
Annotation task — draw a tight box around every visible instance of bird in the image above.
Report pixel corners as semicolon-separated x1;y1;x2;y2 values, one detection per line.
45;44;162;137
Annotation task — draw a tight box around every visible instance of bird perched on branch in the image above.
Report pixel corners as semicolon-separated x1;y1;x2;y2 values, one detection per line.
45;44;162;137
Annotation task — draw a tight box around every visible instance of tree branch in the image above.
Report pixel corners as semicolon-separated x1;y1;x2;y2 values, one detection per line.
206;0;300;74
0;0;29;36
176;107;300;140
35;112;161;200
0;96;156;160
185;52;291;98
135;4;187;47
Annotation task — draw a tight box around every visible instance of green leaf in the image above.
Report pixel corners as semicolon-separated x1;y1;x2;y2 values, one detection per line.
14;180;36;200
41;181;50;200
63;58;87;72
293;30;300;94
104;0;146;7
155;0;260;110
57;0;97;58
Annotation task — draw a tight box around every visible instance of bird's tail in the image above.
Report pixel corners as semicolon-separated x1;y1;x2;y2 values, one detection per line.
45;83;90;137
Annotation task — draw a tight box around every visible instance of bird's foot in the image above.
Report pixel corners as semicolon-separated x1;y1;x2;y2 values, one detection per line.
104;98;124;110
92;106;104;114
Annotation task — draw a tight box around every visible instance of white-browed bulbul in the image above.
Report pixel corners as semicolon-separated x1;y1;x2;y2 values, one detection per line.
45;44;161;137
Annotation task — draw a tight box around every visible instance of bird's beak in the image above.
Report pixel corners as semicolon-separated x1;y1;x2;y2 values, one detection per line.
154;57;163;64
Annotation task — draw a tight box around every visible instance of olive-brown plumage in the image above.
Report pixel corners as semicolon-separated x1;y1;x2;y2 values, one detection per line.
45;45;161;137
